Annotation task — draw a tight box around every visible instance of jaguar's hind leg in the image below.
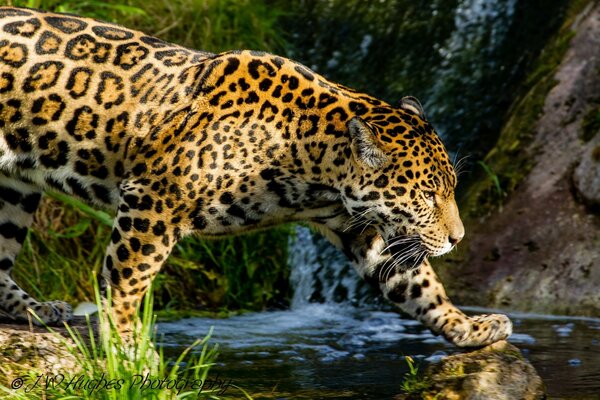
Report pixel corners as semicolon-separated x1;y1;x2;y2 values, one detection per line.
0;175;72;324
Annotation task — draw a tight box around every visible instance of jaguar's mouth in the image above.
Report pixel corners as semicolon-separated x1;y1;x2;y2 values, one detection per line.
385;235;429;270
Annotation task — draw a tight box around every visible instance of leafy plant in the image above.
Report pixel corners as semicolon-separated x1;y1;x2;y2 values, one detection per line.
477;160;506;208
401;356;432;397
9;0;146;20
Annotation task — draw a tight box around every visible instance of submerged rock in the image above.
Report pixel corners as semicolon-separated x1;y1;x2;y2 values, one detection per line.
397;341;544;400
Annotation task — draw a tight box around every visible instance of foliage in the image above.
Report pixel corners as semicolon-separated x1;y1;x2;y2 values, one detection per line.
400;356;432;398
581;107;600;142
476;161;505;210
159;226;293;312
15;196;293;315
7;0;288;53
0;279;238;400
6;0;293;314
5;0;146;20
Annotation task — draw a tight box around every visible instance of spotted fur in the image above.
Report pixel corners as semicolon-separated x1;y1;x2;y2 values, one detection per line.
0;7;511;347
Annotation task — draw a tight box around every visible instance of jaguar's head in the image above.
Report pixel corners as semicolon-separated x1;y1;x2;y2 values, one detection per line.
341;96;464;266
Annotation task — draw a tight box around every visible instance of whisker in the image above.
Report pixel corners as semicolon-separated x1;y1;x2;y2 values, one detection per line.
379;236;420;255
453;154;471;178
359;220;373;235
343;207;376;232
384;246;420;277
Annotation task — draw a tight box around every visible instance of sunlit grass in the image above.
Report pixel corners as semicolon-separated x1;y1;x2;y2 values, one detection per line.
0;278;239;399
15;192;293;316
6;0;288;54
400;356;432;398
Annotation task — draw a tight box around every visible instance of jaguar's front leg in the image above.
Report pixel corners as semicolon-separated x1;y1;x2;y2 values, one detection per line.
321;225;512;347
375;257;512;347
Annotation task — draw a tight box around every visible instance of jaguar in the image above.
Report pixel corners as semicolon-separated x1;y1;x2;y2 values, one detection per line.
0;6;512;347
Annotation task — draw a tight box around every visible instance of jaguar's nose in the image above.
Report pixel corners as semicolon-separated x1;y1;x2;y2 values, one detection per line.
448;233;463;245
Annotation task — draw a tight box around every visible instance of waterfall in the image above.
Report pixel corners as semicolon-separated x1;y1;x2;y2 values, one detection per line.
288;226;381;308
426;0;519;145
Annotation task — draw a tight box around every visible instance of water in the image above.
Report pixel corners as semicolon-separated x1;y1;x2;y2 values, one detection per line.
158;227;600;398
159;306;600;399
288;226;379;308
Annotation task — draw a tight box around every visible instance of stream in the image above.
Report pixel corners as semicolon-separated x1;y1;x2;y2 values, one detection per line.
161;0;597;398
159;227;600;399
160;306;600;399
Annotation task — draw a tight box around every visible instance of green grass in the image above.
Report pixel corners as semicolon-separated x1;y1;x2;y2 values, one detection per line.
0;278;250;399
476;161;505;210
6;0;288;54
400;356;432;398
15;194;293;316
5;0;294;315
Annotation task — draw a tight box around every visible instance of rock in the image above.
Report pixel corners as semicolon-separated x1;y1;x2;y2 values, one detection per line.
0;317;96;387
438;1;600;316
573;136;600;208
396;341;545;400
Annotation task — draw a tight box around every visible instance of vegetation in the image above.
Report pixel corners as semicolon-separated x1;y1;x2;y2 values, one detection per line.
16;194;293;316
4;0;294;315
8;0;288;53
476;161;505;209
400;356;433;399
581;107;600;142
0;279;243;399
1;0;577;315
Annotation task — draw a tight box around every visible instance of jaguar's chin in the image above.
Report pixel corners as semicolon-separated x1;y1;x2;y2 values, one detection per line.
425;241;455;258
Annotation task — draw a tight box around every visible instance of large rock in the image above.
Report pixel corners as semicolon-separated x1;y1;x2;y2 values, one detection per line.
438;1;600;316
0;317;92;386
396;341;545;400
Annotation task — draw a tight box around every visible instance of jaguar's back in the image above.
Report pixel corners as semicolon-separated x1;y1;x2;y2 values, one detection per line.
0;6;211;206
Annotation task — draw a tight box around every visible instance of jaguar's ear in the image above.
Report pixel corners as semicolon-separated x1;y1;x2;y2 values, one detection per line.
400;96;425;118
348;117;388;169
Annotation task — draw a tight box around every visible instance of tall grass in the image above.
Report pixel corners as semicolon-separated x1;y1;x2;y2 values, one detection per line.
0;277;243;399
5;0;294;314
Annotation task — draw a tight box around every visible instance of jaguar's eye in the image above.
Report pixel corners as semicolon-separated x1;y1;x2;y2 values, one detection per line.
423;191;436;204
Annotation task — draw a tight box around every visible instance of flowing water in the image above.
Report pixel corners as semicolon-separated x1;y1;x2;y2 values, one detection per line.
160;1;600;398
159;299;600;399
160;228;600;398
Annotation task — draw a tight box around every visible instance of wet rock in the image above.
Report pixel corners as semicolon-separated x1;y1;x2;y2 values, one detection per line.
397;341;545;400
